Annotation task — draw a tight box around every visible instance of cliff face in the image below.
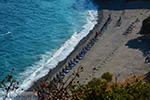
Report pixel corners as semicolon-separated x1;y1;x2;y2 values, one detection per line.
140;16;150;35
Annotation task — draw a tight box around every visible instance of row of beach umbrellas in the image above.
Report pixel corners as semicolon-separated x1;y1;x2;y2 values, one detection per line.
51;15;112;85
37;15;113;98
123;18;140;35
123;23;136;35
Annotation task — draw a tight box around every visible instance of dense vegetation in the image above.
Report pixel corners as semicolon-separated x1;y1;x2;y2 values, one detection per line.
71;76;150;100
0;67;150;100
140;16;150;35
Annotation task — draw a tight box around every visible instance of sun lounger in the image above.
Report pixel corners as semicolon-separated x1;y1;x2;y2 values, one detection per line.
76;55;83;60
53;77;59;83
79;53;84;57
82;49;88;54
74;58;79;63
65;66;72;70
62;68;69;73
60;72;66;76
68;62;75;67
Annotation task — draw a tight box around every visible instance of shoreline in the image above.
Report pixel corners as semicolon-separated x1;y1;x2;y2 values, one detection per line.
26;1;104;91
26;0;150;92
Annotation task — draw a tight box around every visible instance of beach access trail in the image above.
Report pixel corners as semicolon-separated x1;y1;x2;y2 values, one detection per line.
27;1;150;91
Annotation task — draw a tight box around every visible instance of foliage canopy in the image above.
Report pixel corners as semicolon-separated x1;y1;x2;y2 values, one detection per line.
140;16;150;35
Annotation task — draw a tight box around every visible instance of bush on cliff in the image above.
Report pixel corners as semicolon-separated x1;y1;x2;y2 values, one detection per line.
71;77;150;100
101;72;113;82
140;16;150;35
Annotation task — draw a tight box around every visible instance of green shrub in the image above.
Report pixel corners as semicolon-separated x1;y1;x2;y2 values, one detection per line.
101;72;113;82
70;77;150;100
70;77;108;100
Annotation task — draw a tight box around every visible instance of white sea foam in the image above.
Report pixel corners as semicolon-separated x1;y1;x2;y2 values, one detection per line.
11;0;99;96
0;31;11;36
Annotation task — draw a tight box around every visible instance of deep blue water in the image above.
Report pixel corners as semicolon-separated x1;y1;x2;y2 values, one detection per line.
0;0;98;93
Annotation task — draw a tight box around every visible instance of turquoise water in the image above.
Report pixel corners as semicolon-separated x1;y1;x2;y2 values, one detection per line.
0;0;98;93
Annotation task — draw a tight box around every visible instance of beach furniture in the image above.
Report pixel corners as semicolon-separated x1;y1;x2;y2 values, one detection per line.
52;86;56;89
89;40;94;45
65;65;72;70
60;72;66;76
68;62;75;67
79;53;84;57
76;55;79;59
56;73;63;79
62;68;69;73
81;50;85;54
59;72;65;78
85;46;90;50
99;31;103;36
76;55;83;60
82;48;88;54
71;59;77;65
100;29;104;34
94;37;98;42
56;73;61;78
73;58;79;63
50;80;57;85
53;77;59;83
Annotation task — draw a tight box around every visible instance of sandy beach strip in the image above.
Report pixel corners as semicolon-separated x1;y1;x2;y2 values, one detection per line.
27;0;150;91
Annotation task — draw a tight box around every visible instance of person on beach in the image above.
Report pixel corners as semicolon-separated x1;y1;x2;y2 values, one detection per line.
117;17;122;26
109;14;111;19
135;18;140;22
96;32;98;36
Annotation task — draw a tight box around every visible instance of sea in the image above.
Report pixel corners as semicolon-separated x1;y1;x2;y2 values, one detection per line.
0;0;98;96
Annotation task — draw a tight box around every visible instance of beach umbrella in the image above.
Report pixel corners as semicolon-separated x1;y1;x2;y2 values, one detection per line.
68;62;71;66
71;59;76;65
81;51;84;54
70;63;75;67
79;53;84;57
66;65;72;69
68;61;75;67
94;37;98;42
59;72;65;79
56;74;61;79
85;46;90;50
76;55;79;59
74;58;79;63
53;77;58;83
62;68;69;73
60;72;66;76
88;43;93;47
82;48;87;54
71;59;76;64
77;54;83;60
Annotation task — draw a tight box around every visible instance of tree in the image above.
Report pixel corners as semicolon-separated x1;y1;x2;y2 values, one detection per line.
140;16;150;36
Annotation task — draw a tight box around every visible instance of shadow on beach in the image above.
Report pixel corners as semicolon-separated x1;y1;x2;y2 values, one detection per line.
125;35;150;56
